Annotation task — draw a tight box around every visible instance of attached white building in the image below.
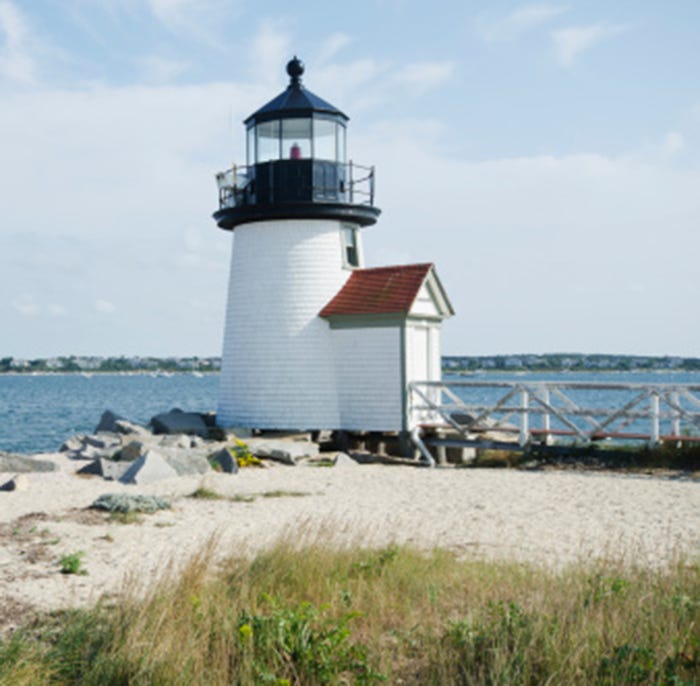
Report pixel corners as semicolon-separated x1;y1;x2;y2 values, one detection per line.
321;263;453;431
214;57;453;436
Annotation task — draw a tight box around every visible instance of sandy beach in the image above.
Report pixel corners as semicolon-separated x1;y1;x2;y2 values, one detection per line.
1;453;698;630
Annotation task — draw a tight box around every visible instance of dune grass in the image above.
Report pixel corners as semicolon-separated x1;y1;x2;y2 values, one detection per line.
0;538;697;685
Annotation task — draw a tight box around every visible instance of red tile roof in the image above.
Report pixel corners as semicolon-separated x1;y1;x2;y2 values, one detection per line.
320;263;433;317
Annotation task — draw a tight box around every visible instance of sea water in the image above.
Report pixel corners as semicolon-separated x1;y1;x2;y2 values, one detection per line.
0;371;698;454
0;373;219;454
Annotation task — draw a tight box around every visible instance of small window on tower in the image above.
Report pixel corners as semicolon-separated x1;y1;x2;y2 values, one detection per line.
341;226;359;268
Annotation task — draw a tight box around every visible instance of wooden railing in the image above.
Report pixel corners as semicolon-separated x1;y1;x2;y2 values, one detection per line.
408;380;700;447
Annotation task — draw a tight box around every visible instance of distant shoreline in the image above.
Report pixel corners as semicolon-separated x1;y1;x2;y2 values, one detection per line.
1;353;699;375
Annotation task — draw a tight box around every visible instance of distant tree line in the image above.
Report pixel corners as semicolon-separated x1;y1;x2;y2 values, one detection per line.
443;354;700;373
0;356;221;374
1;353;699;374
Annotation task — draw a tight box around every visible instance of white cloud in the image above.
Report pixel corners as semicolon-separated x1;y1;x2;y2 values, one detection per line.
551;22;629;67
250;19;291;86
140;55;187;83
95;299;116;314
477;4;568;42
148;0;205;27
48;303;67;317
0;1;35;84
11;293;39;316
662;131;684;155
353;121;700;355
317;32;351;64
393;61;455;95
146;0;237;49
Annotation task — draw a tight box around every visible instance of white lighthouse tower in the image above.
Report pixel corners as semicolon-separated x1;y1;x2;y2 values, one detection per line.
214;58;453;436
214;57;381;430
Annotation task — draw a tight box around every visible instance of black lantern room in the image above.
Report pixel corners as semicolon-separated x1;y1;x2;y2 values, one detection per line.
214;57;381;230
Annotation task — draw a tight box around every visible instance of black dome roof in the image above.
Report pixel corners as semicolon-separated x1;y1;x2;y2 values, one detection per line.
244;56;348;126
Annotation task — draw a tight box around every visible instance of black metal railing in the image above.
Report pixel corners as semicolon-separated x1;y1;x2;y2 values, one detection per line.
216;160;375;209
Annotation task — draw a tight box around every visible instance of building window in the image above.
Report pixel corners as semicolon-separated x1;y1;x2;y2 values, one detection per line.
341;226;359;268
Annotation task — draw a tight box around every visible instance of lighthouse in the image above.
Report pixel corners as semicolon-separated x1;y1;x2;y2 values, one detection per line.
214;58;453;435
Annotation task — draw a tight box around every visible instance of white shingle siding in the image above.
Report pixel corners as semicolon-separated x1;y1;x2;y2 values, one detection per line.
218;219;354;429
332;327;403;430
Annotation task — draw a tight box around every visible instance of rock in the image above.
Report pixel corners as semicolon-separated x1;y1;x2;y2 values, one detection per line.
95;409;127;433
90;493;171;513
0;474;28;491
150;409;208;437
60;434;87;452
0;452;58;473
114;419;150;437
159;434;193;449
77;458;130;481
119;449;178;485
249;439;320;465
208;447;239;474
163;451;211;476
334;452;359;467
59;432;122;461
84;433;120;450
114;441;145;462
201;412;218;428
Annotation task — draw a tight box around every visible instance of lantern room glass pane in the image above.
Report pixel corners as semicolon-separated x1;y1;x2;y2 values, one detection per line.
256;121;280;163
313;119;336;161
246;126;255;167
281;118;311;159
336;125;346;164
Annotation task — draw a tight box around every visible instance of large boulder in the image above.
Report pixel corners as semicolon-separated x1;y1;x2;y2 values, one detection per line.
0;452;58;473
113;419;151;437
95;409;127;433
158;434;195;449
163;451;212;476
150;409;208;437
0;474;29;491
334;452;359;467
77;458;131;481
208;447;239;474
60;433;121;461
248;439;320;465
60;434;87;453
119;450;178;485
113;441;146;462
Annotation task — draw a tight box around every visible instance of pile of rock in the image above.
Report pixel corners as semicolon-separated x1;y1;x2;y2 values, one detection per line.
54;409;337;485
1;409;359;490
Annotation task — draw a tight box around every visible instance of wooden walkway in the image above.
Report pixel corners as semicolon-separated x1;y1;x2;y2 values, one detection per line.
409;379;700;448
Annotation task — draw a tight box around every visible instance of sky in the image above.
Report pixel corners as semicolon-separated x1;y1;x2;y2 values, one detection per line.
0;0;698;358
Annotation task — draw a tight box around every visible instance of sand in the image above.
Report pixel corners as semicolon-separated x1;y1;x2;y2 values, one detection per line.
0;453;698;630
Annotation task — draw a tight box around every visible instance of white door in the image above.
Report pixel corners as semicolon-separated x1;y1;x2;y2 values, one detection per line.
409;325;438;424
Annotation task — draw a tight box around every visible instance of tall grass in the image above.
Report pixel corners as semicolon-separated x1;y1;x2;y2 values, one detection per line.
1;537;697;684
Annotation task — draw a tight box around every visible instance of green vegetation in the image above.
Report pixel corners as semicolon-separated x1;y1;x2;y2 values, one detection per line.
59;552;86;576
188;487;224;500
2;353;700;374
90;494;171;514
260;490;311;499
443;353;700;373
1;540;697;684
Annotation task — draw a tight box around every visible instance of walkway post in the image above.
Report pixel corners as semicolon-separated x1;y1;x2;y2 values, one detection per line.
671;391;681;439
519;388;529;447
649;393;660;447
542;386;551;445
